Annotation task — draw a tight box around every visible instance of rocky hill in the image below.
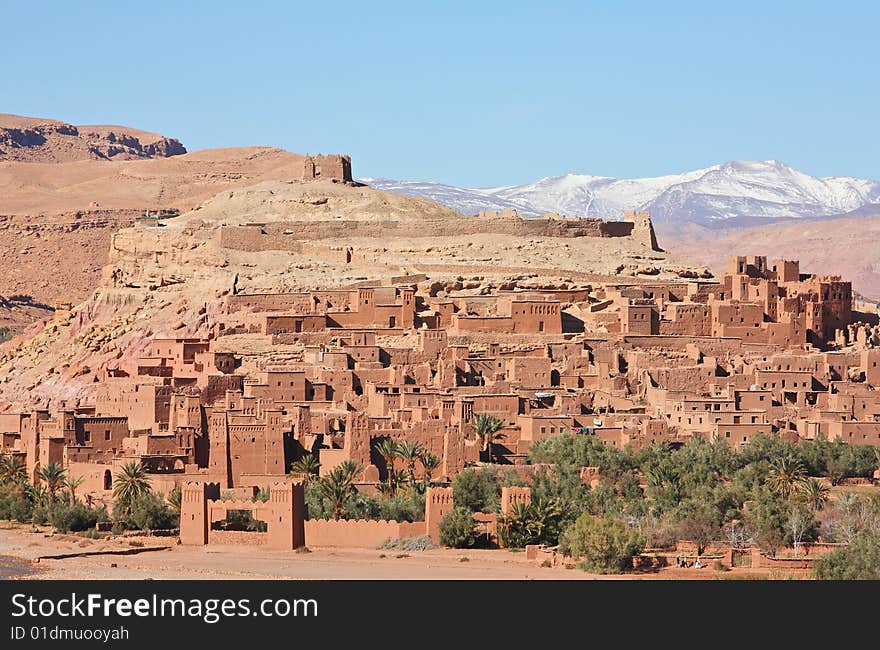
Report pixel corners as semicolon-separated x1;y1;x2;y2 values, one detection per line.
0;142;307;310
0;178;707;407
0;114;186;162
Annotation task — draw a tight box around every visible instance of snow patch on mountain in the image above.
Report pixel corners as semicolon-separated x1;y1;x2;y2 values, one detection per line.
361;161;880;226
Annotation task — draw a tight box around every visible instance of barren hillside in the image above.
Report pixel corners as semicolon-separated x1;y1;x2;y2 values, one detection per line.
0;178;707;407
0;141;307;308
662;212;880;300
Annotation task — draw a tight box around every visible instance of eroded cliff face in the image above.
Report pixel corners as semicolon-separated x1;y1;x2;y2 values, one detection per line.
0;179;710;408
0;114;186;162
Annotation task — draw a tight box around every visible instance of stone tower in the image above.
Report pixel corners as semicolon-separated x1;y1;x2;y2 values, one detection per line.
624;210;660;252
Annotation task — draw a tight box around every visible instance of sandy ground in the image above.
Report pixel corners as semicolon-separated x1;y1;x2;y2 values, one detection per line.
0;524;796;581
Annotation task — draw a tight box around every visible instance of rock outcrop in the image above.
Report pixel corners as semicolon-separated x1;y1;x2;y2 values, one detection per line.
0;114;186;162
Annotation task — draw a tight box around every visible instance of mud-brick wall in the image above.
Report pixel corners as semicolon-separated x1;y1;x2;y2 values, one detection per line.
303;519;425;547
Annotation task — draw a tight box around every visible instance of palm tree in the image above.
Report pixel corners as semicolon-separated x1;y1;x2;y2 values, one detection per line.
420;452;441;487
338;459;363;482
112;461;151;517
0;455;27;487
375;438;400;489
63;476;85;506
471;413;506;463
798;477;830;511
318;463;361;520
290;454;320;480
395;441;425;484
36;463;67;506
26;482;48;509
167;485;182;514
525;497;564;542
766;456;807;499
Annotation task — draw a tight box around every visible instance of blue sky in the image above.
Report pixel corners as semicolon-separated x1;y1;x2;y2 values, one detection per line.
2;1;877;186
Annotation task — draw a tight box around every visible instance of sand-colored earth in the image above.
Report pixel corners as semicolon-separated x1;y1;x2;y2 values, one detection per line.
0;525;798;581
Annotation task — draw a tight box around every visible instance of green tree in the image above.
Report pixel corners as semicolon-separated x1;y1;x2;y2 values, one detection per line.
798;478;830;512
395;441;425;484
290;454;320;480
0;455;27;487
815;529;880;579
472;413;506;463
49;502;107;533
420;452;441;487
167;485;182;514
375;439;400;490
498;497;566;548
128;492;177;530
452;467;500;513
63;476;84;506
36;463;67;505
317;462;362;520
112;462;151;520
559;513;645;574
766;456;807;499
438;507;477;548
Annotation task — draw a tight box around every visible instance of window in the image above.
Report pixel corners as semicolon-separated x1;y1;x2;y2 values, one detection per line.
105;430;111;441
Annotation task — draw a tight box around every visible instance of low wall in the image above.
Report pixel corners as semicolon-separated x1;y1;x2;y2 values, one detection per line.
303;519;425;548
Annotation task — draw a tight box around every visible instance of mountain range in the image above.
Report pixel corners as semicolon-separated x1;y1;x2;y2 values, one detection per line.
363;160;880;229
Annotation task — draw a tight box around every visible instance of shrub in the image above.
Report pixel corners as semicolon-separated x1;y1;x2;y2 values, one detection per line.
347;487;426;522
126;492;177;531
497;498;566;548
439;507;477;548
30;505;49;525
376;536;438;551
452;468;500;513
0;493;34;523
49;502;107;533
814;530;880;580
215;509;267;532
559;513;645;574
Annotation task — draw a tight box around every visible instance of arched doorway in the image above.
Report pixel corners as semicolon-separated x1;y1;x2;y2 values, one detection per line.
103;469;112;491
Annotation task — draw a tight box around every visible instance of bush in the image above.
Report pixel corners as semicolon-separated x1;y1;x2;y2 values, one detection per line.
49;502;107;533
214;509;267;532
497;498;566;548
439;507;477;548
815;530;880;580
376;536;438;551
0;493;34;523
559;513;645;574
31;505;49;525
126;492;177;531
452;468;500;514
346;487;426;522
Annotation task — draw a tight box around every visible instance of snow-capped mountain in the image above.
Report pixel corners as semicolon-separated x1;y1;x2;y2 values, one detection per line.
362;161;880;226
